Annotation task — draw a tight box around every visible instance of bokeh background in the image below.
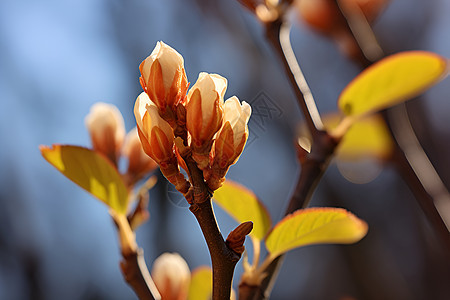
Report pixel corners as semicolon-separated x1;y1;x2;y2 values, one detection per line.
1;0;450;299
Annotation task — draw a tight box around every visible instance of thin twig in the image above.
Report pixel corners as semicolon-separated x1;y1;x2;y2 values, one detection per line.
279;22;324;132
265;19;323;135
120;249;161;300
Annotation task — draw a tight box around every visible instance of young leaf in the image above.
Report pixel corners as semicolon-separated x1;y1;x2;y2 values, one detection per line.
265;208;368;257
338;51;448;117
213;180;271;241
332;114;393;161
187;266;212;300
40;144;129;215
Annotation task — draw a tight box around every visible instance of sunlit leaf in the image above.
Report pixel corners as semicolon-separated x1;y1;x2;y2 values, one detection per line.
299;113;393;161
187;266;212;300
338;51;448;117
213;180;271;241
40;144;128;214
265;208;368;257
327;114;393;161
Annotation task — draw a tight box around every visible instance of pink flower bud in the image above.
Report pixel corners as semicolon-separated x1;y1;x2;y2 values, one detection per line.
139;42;188;112
134;92;175;165
122;128;158;184
85;102;125;166
151;253;191;300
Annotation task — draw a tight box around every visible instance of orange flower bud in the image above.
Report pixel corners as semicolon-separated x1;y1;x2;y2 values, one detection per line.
214;96;251;167
186;73;227;168
85;102;125;166
139;42;188;113
134;92;175;165
151;253;191;300
207;97;251;190
122;128;158;184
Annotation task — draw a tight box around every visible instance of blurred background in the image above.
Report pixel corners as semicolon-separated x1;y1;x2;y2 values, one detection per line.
1;0;450;299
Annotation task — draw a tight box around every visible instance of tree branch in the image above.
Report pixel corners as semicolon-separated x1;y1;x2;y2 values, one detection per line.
185;156;241;300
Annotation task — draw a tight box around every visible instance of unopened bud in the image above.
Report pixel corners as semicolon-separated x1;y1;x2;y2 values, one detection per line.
208;97;251;190
122;128;158;185
139;41;188;114
186;72;227;169
85;102;125;166
226;221;253;255
151;253;191;300
134;92;175;165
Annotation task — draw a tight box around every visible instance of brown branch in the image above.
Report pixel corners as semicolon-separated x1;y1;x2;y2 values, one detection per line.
120;249;161;300
185;156;242;300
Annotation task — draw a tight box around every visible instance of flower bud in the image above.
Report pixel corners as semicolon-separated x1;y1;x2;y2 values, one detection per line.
139;41;188;114
122;128;158;184
214;97;251;167
186;72;227;168
151;253;191;300
135;92;190;194
134;92;175;165
207;97;251;190
85;102;125;166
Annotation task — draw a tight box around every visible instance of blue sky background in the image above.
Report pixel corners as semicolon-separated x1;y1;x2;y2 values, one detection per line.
1;0;450;299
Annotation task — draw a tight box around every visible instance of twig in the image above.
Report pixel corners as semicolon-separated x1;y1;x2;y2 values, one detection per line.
120;249;161;300
265;19;324;135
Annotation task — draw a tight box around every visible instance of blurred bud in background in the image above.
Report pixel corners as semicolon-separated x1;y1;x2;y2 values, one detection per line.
85;102;125;166
151;252;191;300
122;127;158;185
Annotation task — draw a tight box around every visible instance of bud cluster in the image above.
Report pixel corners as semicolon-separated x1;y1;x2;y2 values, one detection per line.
135;41;252;193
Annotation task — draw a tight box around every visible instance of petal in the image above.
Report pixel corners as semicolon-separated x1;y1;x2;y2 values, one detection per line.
157;42;185;91
134;92;153;131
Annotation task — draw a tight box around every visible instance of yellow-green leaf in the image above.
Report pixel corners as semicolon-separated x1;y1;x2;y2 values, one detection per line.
265;208;368;257
213;180;271;241
187;266;212;300
323;114;393;161
338;115;393;161
40;144;128;214
338;51;448;117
